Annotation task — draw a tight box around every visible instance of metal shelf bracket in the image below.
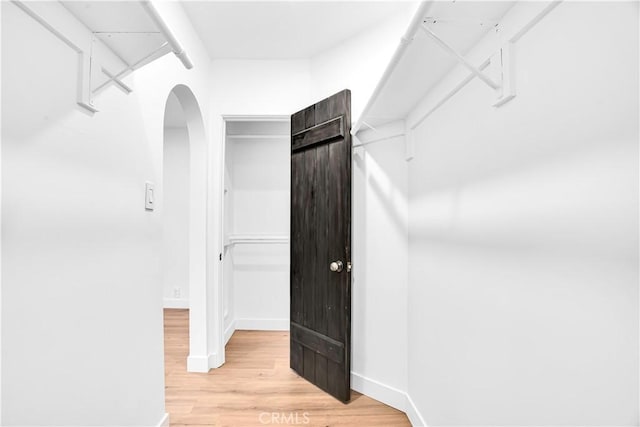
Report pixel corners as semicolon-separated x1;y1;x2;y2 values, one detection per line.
489;41;516;107
12;0;192;114
420;23;516;107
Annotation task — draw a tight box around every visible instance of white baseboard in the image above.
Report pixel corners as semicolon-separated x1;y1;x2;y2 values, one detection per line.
186;354;209;372
163;298;189;309
224;319;236;345
405;393;426;427
350;372;426;427
210;351;224;369
235;318;289;331
351;372;407;413
156;413;170;427
186;352;221;372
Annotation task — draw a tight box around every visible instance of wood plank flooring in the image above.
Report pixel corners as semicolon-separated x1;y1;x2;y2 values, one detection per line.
164;309;411;426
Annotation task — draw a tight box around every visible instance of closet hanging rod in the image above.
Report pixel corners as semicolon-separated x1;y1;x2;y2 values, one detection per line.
225;235;289;247
140;0;193;69
227;134;289;140
352;0;435;135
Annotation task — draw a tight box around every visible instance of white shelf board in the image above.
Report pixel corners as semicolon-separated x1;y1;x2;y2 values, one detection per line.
355;1;516;133
11;0;192;112
224;235;289;247
62;1;168;70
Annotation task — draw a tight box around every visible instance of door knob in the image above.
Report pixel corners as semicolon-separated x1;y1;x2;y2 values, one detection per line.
330;260;343;273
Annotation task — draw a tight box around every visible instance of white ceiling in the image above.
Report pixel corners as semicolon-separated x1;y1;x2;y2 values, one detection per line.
182;1;414;59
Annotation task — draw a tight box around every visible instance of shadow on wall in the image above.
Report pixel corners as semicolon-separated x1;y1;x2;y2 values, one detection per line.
354;143;408;235
407;2;638;423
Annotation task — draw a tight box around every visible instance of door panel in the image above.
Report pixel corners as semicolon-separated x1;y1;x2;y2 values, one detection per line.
290;90;351;402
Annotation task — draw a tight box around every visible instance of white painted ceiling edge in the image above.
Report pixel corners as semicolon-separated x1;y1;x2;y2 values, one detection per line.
182;1;417;59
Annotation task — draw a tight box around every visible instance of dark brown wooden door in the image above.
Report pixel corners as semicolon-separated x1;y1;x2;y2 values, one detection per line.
290;90;352;402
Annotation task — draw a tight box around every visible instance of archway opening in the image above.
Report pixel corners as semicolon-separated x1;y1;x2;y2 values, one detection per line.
161;85;209;378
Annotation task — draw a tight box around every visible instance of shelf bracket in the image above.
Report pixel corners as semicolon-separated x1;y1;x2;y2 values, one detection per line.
420;23;516;107
405;122;414;162
489;41;516;107
13;0;191;114
420;24;500;90
100;67;133;94
91;41;172;94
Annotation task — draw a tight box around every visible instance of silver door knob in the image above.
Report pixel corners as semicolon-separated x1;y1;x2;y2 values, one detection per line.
330;261;343;272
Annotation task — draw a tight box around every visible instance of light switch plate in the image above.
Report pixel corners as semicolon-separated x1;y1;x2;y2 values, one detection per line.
145;182;155;211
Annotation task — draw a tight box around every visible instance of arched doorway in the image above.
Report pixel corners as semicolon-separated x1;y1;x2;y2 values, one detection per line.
162;85;209;372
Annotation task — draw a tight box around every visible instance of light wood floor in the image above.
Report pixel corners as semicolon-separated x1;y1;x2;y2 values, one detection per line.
164;309;411;426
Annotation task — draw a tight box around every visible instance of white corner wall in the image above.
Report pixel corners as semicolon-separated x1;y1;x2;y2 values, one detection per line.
162;126;190;309
407;2;639;425
1;1;212;425
352;135;409;408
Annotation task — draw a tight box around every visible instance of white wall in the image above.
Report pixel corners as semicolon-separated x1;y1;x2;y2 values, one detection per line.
162;126;190;308
231;138;289;236
0;2;3;421
352;136;409;404
0;3;3;420
1;1;212;425
406;2;639;425
229;134;290;331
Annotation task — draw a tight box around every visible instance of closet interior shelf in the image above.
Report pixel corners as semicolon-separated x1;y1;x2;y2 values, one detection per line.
224;235;290;247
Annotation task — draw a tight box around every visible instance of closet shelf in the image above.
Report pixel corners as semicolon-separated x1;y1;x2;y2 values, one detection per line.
14;0;192;113
226;134;289;140
224;235;289;248
353;0;560;148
